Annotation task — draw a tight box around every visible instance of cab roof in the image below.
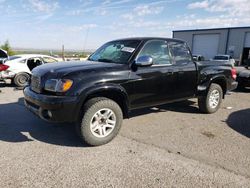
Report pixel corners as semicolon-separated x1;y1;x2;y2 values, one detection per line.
110;37;186;43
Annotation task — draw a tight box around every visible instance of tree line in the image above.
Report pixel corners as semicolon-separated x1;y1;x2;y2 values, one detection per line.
0;40;15;56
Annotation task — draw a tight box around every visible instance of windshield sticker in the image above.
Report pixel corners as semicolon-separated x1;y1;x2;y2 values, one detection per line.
121;47;135;53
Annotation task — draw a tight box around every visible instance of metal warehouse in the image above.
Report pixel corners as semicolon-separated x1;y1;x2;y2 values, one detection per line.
173;27;250;65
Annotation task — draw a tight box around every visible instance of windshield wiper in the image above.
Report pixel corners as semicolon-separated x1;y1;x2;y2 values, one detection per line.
97;58;115;63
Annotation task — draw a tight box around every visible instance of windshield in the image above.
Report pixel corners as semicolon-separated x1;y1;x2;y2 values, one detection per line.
214;56;229;60
88;40;141;64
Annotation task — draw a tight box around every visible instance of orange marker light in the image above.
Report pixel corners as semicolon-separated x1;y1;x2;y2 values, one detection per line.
62;79;73;92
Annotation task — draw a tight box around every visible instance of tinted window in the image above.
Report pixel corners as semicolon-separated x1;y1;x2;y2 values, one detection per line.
137;40;172;65
168;41;192;63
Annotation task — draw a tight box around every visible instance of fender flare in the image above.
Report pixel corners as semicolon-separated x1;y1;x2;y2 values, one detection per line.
76;83;130;117
197;75;227;97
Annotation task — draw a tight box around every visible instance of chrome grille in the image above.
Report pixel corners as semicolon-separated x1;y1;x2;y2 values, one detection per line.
31;75;41;93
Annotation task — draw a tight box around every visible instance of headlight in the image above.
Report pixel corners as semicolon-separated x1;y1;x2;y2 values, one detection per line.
44;79;73;92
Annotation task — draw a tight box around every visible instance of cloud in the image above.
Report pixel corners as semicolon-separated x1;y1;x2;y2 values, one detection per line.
134;5;164;16
121;14;134;21
184;0;250;30
187;0;250;17
69;24;98;32
28;0;59;13
79;0;93;7
121;4;164;21
187;0;209;9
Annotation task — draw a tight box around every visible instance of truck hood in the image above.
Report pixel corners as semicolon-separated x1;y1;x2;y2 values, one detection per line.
32;60;126;77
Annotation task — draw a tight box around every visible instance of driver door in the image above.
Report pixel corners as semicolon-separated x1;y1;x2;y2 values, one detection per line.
129;40;178;109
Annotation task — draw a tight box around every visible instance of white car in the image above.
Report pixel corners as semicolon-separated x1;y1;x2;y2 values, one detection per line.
212;55;236;66
1;54;58;87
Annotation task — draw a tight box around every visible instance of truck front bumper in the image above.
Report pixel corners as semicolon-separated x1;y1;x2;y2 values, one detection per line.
24;87;80;123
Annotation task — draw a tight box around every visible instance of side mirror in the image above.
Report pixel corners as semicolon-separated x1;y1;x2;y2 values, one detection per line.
135;56;153;67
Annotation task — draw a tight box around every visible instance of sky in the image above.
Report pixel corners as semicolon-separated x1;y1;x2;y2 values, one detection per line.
0;0;249;50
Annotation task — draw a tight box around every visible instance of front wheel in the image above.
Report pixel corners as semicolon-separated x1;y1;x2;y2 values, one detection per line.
76;97;123;146
198;83;223;114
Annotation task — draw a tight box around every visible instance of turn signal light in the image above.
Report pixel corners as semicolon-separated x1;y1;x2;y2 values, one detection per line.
62;79;73;92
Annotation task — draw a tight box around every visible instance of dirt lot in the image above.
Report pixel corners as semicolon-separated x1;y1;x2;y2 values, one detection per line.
0;85;249;187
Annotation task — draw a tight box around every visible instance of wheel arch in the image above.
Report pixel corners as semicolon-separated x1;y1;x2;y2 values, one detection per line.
78;85;130;118
197;75;227;98
211;77;227;98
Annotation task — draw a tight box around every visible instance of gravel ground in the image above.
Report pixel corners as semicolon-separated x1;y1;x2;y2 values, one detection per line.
0;85;249;187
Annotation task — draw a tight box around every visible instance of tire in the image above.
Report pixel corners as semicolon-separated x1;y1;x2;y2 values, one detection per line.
198;83;223;114
14;73;30;87
76;97;123;146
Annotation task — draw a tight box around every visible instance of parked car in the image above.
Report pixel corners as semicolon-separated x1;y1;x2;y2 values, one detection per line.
235;66;250;90
212;55;236;66
24;37;238;146
193;54;205;61
1;54;58;87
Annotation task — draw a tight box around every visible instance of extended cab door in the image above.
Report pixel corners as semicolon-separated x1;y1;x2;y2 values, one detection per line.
168;41;197;99
129;39;178;109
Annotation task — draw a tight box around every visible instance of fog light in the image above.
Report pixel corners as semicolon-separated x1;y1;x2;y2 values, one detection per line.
42;110;53;119
47;110;53;118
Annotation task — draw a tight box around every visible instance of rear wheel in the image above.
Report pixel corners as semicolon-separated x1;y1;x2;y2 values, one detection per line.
198;83;223;114
14;73;30;87
76;97;123;146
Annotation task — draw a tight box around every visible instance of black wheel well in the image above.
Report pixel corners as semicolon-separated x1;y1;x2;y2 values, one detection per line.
211;79;227;97
84;90;129;118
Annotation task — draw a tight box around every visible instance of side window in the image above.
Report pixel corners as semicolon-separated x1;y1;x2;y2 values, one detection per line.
27;58;43;71
168;41;192;63
43;57;58;63
137;40;172;65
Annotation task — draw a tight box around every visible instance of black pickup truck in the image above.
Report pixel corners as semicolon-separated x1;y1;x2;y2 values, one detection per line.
24;38;237;146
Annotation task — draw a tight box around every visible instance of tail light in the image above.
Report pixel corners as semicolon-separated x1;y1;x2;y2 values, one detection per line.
231;68;237;80
0;64;9;71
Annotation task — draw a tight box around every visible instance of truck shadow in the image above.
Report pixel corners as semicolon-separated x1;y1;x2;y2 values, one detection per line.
130;100;199;118
0;98;199;147
226;108;250;138
0;97;87;147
